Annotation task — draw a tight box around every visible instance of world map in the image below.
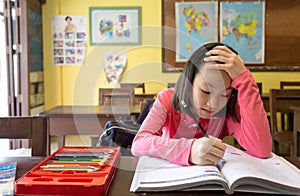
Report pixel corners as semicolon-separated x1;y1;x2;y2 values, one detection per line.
176;2;218;61
220;2;265;63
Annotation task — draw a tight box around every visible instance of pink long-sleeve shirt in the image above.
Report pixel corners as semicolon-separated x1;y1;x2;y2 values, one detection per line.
131;70;272;165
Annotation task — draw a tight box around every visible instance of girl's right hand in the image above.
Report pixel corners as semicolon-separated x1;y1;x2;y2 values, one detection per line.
189;136;226;165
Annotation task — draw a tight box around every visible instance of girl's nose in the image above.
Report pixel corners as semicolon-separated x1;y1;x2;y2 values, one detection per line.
206;95;216;109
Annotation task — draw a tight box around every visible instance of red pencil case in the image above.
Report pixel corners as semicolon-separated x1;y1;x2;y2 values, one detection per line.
15;146;120;195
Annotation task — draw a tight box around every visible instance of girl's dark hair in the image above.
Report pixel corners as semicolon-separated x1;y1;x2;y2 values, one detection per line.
171;42;240;122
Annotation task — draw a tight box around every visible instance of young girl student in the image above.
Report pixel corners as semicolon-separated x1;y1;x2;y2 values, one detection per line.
131;42;272;166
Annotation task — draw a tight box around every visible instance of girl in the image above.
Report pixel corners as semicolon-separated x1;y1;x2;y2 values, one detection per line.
131;42;272;166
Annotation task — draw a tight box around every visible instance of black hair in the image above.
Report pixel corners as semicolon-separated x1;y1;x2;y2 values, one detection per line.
171;42;240;122
65;16;72;21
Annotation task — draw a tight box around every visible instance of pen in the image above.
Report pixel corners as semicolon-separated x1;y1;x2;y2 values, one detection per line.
53;155;106;158
41;165;98;169
40;166;100;172
51;157;102;162
180;100;209;138
46;160;104;164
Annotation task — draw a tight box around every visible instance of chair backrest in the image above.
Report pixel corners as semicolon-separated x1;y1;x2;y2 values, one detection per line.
280;81;300;89
120;83;145;94
269;89;300;134
0;116;49;156
99;88;113;105
99;88;135;105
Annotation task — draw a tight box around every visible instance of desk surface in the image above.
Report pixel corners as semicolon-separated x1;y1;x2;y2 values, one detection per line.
0;156;269;196
0;157;44;180
40;105;141;117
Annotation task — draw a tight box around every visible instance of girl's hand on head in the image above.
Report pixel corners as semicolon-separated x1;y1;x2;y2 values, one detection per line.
204;45;247;79
189;136;226;165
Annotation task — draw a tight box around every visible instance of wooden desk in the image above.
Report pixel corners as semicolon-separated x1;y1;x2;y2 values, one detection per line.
291;106;300;157
0;157;44;180
1;156;269;196
39;105;140;148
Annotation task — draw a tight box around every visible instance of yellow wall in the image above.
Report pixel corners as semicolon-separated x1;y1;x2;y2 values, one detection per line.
42;0;300;109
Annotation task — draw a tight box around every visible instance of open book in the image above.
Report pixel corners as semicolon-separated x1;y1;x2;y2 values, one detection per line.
130;145;300;195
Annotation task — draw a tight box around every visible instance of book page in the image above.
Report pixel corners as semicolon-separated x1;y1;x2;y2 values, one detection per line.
221;145;300;192
130;156;227;192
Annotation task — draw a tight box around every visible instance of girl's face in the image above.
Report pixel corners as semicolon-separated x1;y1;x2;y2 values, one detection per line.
191;67;232;119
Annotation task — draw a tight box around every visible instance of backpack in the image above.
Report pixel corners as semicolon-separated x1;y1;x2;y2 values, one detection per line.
98;99;154;156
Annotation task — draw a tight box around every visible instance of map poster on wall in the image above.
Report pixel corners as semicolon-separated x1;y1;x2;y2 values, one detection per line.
220;1;265;64
175;2;218;62
52;15;87;66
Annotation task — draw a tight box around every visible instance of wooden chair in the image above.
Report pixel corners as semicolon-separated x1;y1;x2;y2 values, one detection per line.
0;116;49;156
99;88;135;105
269;89;300;157
279;82;300;130
120;83;145;94
99;88;113;105
280;81;300;89
120;83;156;105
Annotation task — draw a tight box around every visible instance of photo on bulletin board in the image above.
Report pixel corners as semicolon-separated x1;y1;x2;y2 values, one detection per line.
175;1;218;62
51;15;87;66
220;1;265;64
89;7;141;45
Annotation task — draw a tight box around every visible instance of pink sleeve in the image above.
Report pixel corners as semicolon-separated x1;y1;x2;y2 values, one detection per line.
131;89;194;165
229;70;272;158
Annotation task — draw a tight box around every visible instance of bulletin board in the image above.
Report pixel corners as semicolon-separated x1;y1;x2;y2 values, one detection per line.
162;0;300;72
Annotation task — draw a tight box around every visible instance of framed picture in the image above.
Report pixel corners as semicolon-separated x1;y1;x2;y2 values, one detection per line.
89;6;141;45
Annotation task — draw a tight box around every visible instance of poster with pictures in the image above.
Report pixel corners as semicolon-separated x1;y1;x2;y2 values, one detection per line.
52;15;87;65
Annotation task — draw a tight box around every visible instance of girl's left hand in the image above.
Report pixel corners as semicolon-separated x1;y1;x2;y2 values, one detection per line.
204;45;247;79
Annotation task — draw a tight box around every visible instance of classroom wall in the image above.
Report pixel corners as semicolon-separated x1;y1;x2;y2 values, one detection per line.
42;0;300;110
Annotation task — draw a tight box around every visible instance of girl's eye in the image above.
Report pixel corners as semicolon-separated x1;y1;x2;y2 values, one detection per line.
200;89;210;94
221;94;230;98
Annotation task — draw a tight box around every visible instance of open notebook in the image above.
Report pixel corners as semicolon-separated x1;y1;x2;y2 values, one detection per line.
130;145;300;195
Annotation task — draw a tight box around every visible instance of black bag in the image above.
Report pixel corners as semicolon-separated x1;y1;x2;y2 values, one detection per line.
98;100;154;156
99;121;139;156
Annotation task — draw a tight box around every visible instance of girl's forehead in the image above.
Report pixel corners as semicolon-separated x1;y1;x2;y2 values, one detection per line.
195;69;232;89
